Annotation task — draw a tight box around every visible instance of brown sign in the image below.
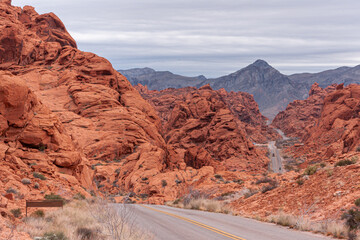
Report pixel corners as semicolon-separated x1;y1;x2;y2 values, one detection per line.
26;200;63;216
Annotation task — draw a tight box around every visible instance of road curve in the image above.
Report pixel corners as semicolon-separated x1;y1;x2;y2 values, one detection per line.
126;205;333;240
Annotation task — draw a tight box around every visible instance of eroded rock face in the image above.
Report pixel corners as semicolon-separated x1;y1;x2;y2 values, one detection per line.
272;82;359;161
272;83;337;139
0;72;93;228
0;1;268;212
136;84;272;172
304;84;360;156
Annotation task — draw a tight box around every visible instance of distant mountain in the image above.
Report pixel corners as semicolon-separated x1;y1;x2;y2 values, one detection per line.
118;67;206;90
201;60;308;119
289;65;360;89
119;61;360;119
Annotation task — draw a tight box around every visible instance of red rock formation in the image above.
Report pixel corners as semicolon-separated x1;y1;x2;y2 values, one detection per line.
137;84;278;144
234;84;360;221
303;84;360;157
217;88;278;143
0;71;92;229
0;1;269;221
136;84;273;172
272;83;337;138
233;162;360;220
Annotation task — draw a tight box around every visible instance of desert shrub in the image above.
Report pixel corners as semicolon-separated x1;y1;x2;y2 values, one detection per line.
161;180;167;187
21;178;31;185
296;179;304;185
335;159;356;167
181;198;232;214
38;144;47;152
214;174;222;179
221;192;234;197
33;172;46;180
326;169;334;177
6;187;18;194
233;179;243;184
73;193;86;200
261;181;278;193
342;208;360;231
43;231;68;240
19;199;152;240
341;198;360;240
244;188;258;198
304;165;317;175
269;213;297;227
182;188;210;205
139;194;148;199
269;213;348;238
76;227;97;240
31;210;45;218
355;198;360;207
356;146;360;152
11;208;22;218
45;193;64;203
256;177;273;185
320;162;326;168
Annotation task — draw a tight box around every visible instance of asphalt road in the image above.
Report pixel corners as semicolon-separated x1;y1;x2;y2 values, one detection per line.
129;205;333;240
268;141;284;173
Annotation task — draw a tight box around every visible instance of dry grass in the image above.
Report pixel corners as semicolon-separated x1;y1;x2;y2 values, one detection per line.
167;197;233;214
268;212;349;239
18;199;153;240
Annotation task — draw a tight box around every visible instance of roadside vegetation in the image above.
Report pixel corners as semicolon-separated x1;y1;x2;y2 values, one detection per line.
266;198;360;240
268;212;349;239
166;189;233;214
18;198;152;240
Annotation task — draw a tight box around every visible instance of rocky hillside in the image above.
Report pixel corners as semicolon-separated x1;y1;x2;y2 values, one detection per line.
0;0;272;224
235;83;360;221
119;67;206;90
136;84;278;144
136;84;270;171
273;83;359;159
272;83;337;138
0;71;93;228
303;84;360;158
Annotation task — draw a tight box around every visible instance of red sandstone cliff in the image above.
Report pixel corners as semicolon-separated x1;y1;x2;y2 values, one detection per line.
137;84;278;144
303;84;360;158
0;0;268;221
272;83;337;139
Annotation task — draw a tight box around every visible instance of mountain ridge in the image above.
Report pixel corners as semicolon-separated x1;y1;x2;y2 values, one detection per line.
119;60;360;119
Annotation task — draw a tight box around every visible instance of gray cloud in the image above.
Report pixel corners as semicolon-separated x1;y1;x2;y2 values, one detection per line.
13;0;360;77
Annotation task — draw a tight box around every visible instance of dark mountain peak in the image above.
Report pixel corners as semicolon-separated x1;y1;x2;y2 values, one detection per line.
251;59;271;68
197;75;207;81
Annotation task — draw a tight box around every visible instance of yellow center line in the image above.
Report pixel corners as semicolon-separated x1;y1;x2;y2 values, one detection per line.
141;205;247;240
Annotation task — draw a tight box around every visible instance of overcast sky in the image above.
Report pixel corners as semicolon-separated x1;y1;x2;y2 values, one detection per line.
13;0;360;77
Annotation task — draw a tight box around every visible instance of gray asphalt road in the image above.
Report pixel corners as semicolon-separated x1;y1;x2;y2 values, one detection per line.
128;205;334;240
268;141;283;173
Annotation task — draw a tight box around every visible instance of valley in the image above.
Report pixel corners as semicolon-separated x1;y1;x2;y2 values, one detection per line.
0;0;359;239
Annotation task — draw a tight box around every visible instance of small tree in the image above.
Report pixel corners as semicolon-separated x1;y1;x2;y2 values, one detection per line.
342;199;360;239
